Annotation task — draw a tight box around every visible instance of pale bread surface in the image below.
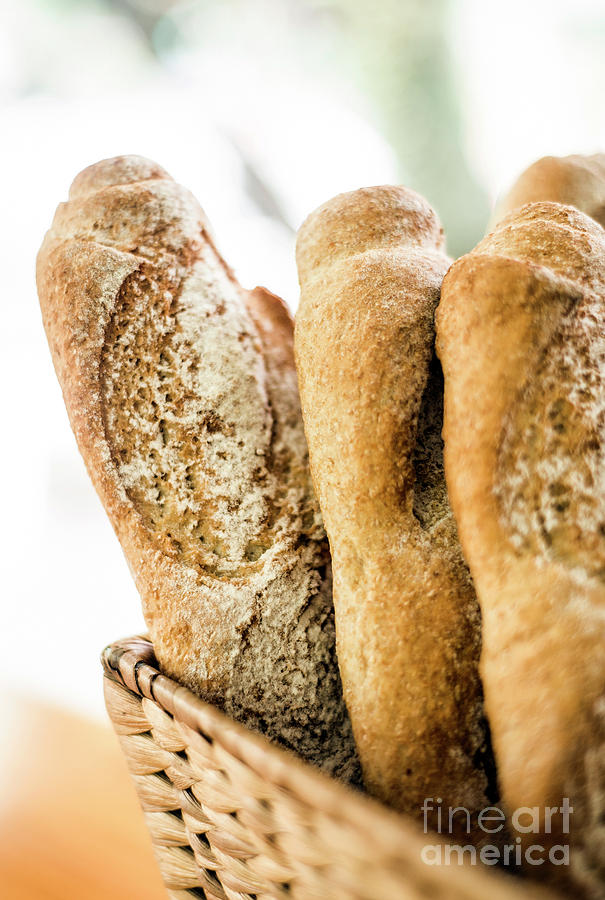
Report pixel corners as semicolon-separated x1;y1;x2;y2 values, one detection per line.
295;186;494;835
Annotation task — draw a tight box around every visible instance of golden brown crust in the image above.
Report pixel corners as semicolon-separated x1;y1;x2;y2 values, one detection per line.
493;154;605;228
36;155;358;779
295;186;493;835
436;201;605;894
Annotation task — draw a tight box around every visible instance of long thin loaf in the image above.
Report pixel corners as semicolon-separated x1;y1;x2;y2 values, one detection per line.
295;186;494;834
36;155;358;778
437;201;605;894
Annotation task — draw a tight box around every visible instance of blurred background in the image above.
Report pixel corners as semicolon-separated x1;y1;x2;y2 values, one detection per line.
1;1;605;896
3;0;605;717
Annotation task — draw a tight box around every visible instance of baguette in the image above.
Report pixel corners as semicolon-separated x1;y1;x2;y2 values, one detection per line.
493;153;605;228
436;201;605;893
36;155;359;779
295;186;494;835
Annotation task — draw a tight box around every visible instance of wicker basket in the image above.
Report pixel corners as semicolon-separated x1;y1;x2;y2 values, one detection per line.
102;635;551;900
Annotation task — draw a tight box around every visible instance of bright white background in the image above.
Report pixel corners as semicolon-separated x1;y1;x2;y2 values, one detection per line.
1;0;604;718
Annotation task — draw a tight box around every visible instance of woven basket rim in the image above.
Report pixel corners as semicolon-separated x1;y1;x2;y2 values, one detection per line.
102;635;555;900
102;634;430;856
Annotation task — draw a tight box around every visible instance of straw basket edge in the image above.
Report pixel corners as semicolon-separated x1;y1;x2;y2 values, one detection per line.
102;635;550;900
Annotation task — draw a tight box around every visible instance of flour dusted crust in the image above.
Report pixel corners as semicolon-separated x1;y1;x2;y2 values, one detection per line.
436;202;605;894
36;155;358;779
493;153;605;228
295;186;494;835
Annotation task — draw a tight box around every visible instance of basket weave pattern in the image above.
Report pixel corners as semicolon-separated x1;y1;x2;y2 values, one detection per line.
102;636;546;900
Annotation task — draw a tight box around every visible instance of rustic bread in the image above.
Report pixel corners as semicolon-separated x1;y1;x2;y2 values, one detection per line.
493;153;605;228
436;201;605;894
36;155;359;779
295;186;495;835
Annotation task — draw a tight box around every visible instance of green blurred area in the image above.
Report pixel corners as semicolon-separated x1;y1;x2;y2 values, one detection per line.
19;0;605;254
316;0;489;254
25;0;486;252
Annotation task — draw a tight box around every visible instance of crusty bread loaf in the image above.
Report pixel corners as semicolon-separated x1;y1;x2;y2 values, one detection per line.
493;153;605;228
36;155;359;779
295;186;494;835
436;201;605;894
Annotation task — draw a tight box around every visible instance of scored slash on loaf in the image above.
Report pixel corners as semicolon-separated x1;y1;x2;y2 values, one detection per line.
36;155;359;780
294;185;496;841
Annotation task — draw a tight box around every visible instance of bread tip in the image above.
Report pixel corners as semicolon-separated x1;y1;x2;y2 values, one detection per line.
68;154;172;202
296;184;446;275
